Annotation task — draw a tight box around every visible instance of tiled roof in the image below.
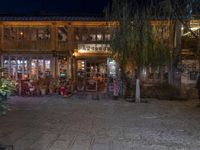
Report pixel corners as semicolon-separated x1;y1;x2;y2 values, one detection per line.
0;16;105;21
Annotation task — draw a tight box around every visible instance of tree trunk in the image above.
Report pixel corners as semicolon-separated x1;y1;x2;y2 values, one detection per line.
134;69;141;103
135;79;141;103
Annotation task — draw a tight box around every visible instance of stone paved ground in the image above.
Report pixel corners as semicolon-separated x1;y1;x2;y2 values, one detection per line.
0;95;200;150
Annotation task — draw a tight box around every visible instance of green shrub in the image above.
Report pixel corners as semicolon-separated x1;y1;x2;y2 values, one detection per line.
141;83;188;100
0;78;16;116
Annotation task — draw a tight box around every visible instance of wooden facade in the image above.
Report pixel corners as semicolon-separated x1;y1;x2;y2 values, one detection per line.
0;16;199;91
0;17;115;92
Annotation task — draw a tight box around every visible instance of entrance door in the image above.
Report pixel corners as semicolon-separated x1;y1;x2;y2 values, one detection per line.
76;59;108;92
85;60;107;92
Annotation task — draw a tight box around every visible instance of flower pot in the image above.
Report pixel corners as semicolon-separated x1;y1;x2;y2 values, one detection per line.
40;88;46;96
49;88;54;94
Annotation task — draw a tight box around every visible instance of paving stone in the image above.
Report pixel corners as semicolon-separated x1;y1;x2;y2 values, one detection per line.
28;133;58;150
14;132;41;150
0;96;200;150
49;140;71;150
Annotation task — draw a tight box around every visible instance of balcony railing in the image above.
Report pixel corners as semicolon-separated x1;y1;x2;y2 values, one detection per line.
3;40;69;52
181;37;199;49
3;40;52;50
57;41;68;51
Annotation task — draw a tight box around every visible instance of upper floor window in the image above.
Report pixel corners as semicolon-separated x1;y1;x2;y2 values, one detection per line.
105;34;111;41
3;27;51;41
89;34;96;41
82;35;88;41
57;26;68;41
75;27;112;42
97;34;103;41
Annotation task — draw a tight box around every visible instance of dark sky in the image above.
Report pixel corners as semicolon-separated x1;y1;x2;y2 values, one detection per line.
0;0;111;16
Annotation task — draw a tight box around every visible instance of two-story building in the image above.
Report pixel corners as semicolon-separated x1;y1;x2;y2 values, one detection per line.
0;15;199;93
0;16;117;92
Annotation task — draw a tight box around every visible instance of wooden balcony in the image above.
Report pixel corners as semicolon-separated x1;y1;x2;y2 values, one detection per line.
57;41;68;51
181;37;199;49
3;40;52;51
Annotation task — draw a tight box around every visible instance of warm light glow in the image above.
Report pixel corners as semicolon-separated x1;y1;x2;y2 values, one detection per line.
73;52;78;57
24;74;28;79
183;26;200;36
78;44;111;53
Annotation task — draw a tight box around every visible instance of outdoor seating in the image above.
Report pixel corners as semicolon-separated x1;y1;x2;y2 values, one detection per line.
86;79;97;92
21;80;37;96
26;81;37;96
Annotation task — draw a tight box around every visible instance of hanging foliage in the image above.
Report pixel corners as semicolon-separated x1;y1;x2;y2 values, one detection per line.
107;0;172;76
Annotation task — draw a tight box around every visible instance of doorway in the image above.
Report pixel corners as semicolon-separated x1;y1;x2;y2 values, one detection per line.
76;59;107;92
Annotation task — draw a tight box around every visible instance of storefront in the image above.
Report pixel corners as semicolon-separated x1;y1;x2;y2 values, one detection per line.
74;53;117;93
1;54;54;80
76;58;107;92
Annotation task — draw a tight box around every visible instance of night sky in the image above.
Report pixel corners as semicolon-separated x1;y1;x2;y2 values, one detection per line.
0;0;111;16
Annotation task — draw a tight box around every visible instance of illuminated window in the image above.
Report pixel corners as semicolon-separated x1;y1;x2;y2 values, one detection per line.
31;59;37;76
77;60;85;71
97;34;103;41
10;57;17;79
89;34;96;41
38;59;44;77
58;26;68;41
82;35;88;41
45;60;51;71
105;34;111;41
4;27;51;41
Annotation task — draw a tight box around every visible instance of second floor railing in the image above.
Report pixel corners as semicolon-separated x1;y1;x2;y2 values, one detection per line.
181;37;199;49
3;40;52;51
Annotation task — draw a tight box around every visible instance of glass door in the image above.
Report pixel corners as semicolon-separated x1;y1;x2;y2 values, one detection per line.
85;60;107;92
10;57;17;79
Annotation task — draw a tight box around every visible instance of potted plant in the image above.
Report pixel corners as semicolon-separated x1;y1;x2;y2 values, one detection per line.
49;79;57;94
39;78;48;96
0;77;15;115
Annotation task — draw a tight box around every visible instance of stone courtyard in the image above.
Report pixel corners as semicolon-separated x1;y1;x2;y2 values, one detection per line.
0;95;200;150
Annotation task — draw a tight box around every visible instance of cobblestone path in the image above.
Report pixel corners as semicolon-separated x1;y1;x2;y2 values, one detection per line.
0;95;200;150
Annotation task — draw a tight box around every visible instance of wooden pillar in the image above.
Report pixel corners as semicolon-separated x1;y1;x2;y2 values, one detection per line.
36;57;39;80
43;58;45;77
29;57;32;79
15;56;18;80
68;57;72;79
0;55;3;67
1;55;3;76
0;23;3;52
50;57;54;78
173;21;182;87
53;57;57;78
0;23;3;77
8;56;11;78
72;57;77;87
51;23;57;50
51;22;57;78
22;57;25;80
174;21;182;50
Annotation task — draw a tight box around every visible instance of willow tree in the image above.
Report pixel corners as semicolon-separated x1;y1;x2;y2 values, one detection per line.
106;0;171;102
158;0;200;83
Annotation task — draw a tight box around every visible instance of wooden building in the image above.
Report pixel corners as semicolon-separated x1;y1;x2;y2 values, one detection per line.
0;15;199;93
0;16;116;92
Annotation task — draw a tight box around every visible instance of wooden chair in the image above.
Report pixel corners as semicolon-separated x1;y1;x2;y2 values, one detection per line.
26;81;37;96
